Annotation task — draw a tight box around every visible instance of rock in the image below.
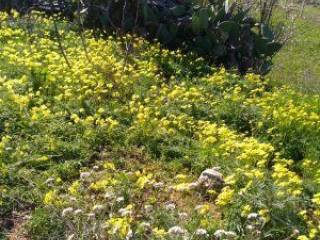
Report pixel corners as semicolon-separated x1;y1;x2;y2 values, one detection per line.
193;167;224;191
188;182;200;189
200;168;223;181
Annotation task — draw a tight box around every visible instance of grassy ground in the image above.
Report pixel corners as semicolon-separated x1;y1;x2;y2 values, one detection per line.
269;6;320;93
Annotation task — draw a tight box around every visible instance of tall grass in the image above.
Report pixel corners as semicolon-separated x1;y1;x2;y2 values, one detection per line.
269;6;320;93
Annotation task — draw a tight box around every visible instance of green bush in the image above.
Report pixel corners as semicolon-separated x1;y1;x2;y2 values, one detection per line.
78;0;281;74
2;0;282;74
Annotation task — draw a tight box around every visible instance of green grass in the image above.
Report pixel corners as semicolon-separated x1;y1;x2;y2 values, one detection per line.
269;6;320;93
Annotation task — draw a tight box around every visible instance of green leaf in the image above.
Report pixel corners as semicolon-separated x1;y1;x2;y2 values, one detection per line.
213;8;226;24
192;14;201;34
253;33;269;55
170;5;186;17
199;8;209;30
143;5;158;23
261;24;274;40
98;14;109;26
266;42;282;56
213;44;226;56
157;24;172;44
219;21;240;39
168;23;178;40
195;36;212;53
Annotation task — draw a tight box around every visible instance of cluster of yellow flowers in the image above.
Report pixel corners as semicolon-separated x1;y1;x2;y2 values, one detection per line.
1;11;320;239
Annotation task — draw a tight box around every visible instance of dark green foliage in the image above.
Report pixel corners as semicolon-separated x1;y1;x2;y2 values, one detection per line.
76;0;281;74
1;0;281;74
0;0;29;13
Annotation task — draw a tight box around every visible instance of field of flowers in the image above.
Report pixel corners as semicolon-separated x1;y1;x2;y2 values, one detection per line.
0;11;320;240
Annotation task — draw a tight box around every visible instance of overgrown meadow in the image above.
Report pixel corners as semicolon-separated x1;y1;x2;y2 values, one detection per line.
269;6;320;93
0;11;320;240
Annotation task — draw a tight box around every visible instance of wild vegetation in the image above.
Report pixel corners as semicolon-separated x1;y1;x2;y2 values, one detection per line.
269;5;320;93
0;5;319;240
0;0;283;74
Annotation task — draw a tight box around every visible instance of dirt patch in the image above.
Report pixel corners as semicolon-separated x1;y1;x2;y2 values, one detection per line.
3;212;30;240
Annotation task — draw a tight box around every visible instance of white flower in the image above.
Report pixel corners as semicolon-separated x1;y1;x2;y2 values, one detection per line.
101;222;108;229
246;224;254;231
93;204;105;213
178;212;189;220
164;202;176;211
195;204;205;210
116;196;125;203
293;229;300;235
22;215;31;220
126;229;133;240
67;234;75;240
214;229;225;238
104;191;115;200
247;212;259;220
119;207;132;217
45;177;55;186
214;229;237;239
144;204;153;214
74;209;83;216
62;207;74;217
153;182;164;189
80;172;91;180
225;231;237;238
93;165;99;171
195;228;209;237
168;226;187;236
87;213;95;218
139;221;151;230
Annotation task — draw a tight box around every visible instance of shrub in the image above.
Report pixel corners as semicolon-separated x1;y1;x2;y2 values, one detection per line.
78;0;282;74
2;0;282;74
